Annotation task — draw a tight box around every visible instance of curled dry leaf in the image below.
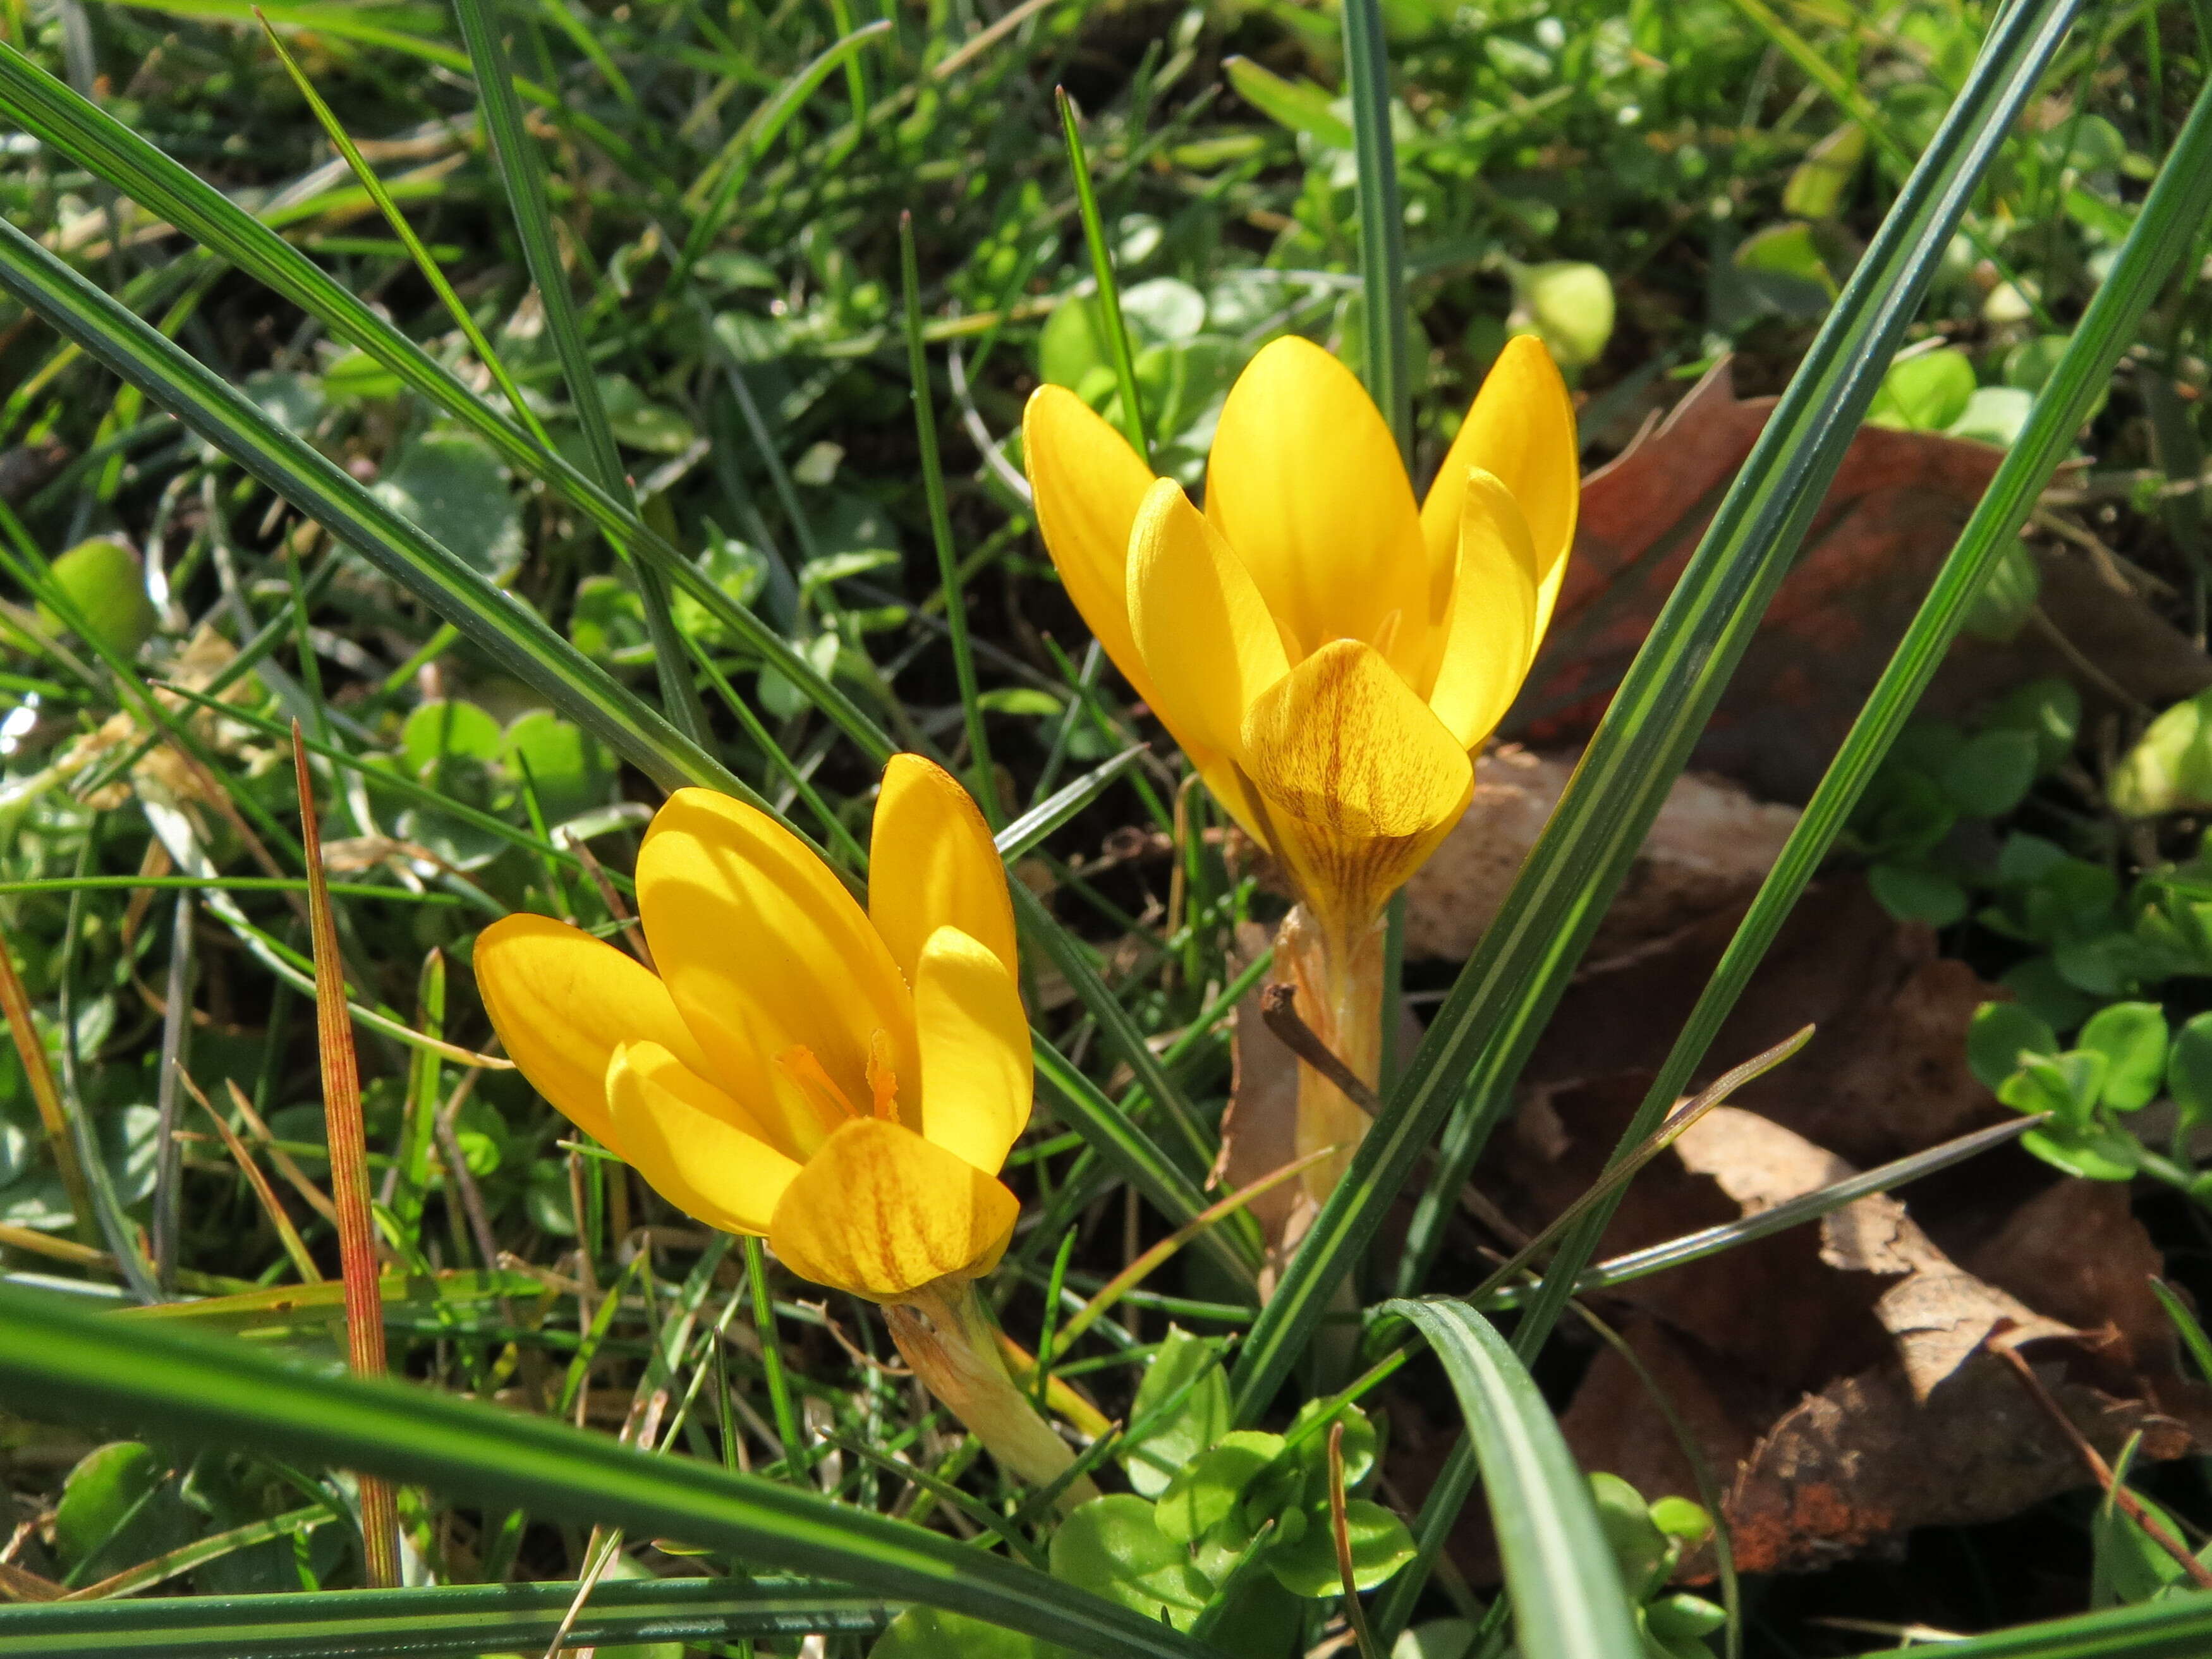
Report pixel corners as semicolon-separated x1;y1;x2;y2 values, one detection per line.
1385;883;2209;1578
1672;1107;2072;1402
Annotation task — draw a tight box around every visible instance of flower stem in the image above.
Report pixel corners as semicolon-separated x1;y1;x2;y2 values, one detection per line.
1275;904;1387;1210
886;1280;1100;1513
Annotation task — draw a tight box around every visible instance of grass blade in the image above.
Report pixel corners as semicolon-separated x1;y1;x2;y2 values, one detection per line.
901;210;999;823
1494;51;2212;1370
1055;87;1149;462
1382;1299;1641;1659
0;214;749;803
1229;0;2084;1431
444;0;707;743
0;916;98;1248
0;1577;892;1656
1010;880;1216;1177
0;42;887;762
0;1283;1215;1659
1340;0;1409;454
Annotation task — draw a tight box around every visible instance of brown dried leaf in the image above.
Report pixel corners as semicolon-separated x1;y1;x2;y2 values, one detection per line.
1674;1108;2071;1401
1521;360;2212;800
1402;746;1800;964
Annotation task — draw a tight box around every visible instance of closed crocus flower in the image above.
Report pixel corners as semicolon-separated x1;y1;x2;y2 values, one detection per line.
1024;335;1577;1215
476;756;1090;1500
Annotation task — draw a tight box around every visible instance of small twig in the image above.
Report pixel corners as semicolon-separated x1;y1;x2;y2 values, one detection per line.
1988;1334;2212;1589
176;1067;323;1285
564;829;653;970
222;1079;341;1228
1261;983;1385;1116
1329;1421;1383;1659
435;1073;501;1275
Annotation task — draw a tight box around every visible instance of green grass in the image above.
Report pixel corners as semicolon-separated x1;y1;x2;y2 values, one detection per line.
2;0;2211;1654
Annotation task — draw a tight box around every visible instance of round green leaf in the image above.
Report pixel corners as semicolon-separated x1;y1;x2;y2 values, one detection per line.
1048;1496;1209;1631
402;700;504;774
1157;1431;1282;1546
2077;1002;2168;1111
1868;347;1976;431
2110;688;2212;817
504;709;614;825
1966;1000;2058;1091
1941;728;2037;817
372;432;523;578
872;1607;1053;1659
1121;1327;1231;1498
54;1441;162;1570
2167;1012;2212;1135
1867;861;1968;927
1263;1498;1414;1597
39;537;157;657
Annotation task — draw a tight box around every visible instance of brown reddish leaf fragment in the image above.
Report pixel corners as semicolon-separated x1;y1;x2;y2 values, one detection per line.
1402;746;1800;965
1674;1108;2072;1401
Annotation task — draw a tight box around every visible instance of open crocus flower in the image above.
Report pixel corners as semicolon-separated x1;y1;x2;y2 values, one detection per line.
473;755;1029;1304
1024;333;1577;947
477;756;1092;1500
1025;335;1577;1216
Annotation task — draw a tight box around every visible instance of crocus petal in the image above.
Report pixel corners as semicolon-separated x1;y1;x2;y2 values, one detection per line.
1126;477;1291;759
475;913;710;1147
1425;469;1540;750
768;1118;1019;1303
869;753;1018;987
1239;638;1474;936
605;1041;799;1235
1202;337;1428;674
1418;335;1578;641
638;789;911;1159
913;925;1031;1176
1023;385;1160;705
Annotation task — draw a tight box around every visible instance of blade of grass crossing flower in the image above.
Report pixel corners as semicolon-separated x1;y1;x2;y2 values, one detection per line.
0;1284;1218;1659
1383;1300;1642;1659
1492;58;2212;1377
0;1578;894;1656
252;15;552;451
901;211;999;823
1030;1035;1256;1285
1010;880;1216;1176
290;726;400;1588
1055;87;1150;462
0;45;880;761
444;0;707;746
0;216;753;804
995;745;1145;859
1340;0;1409;458
1230;0;2083;1434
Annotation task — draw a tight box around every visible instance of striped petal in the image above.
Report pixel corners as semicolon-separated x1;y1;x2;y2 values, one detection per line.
769;1118;1019;1303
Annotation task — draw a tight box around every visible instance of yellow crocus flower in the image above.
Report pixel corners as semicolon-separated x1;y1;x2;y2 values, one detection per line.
475;756;1089;1497
1024;333;1577;944
1024;335;1577;1213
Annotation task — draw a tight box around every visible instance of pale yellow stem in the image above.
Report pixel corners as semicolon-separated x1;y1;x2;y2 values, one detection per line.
1275;903;1386;1208
885;1279;1100;1513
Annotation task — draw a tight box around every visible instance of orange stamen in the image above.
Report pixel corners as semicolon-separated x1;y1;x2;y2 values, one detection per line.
866;1030;899;1123
775;1044;858;1131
